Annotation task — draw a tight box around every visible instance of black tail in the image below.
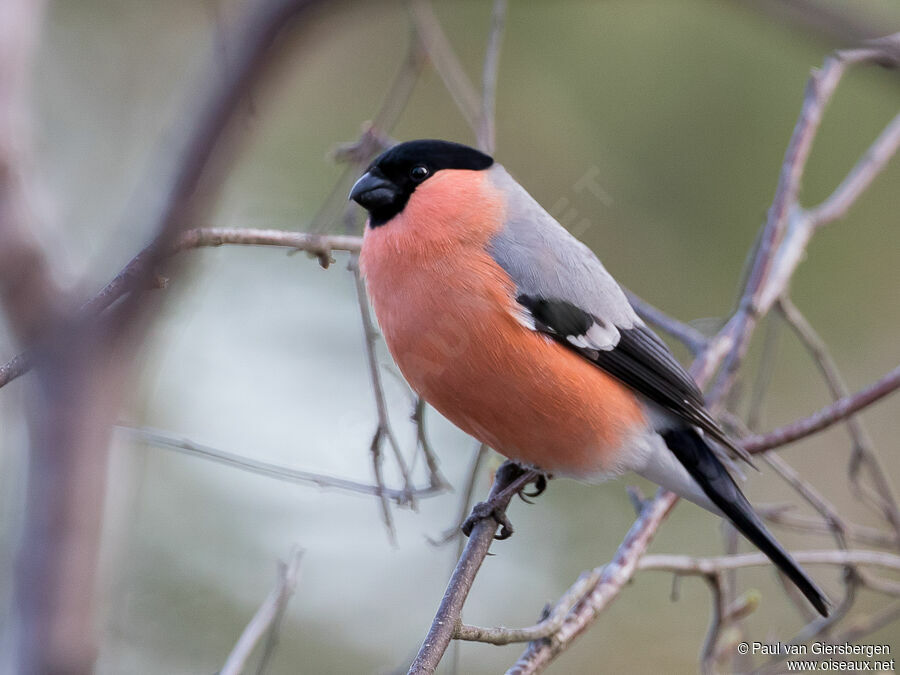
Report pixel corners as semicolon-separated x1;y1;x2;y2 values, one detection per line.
662;428;830;617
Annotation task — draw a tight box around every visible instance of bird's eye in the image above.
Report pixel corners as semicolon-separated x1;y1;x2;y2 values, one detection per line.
410;165;429;181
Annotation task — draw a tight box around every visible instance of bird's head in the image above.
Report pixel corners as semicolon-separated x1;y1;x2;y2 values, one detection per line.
349;139;494;228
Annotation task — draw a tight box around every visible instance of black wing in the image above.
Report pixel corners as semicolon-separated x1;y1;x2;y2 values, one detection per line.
517;294;754;466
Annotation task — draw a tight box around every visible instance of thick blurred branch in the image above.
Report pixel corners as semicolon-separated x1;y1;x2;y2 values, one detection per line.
0;1;329;672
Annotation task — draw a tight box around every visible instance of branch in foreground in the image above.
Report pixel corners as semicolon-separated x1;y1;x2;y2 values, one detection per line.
507;491;678;673
2;2;332;672
0;229;363;391
408;462;540;675
220;548;303;675
456;548;900;651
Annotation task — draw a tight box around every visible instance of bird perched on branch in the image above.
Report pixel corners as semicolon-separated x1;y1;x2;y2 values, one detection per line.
349;139;829;616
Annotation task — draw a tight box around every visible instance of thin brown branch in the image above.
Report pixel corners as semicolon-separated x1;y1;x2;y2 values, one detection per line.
221;549;303;675
743;365;900;454
0;350;28;390
453;567;602;645
638;549;900;574
699;573;726;675
508;490;678;673
832;600;900;647
351;255;415;540
809;111;900;227
778;296;900;540
624;290;708;355
369;427;397;545
762;452;859;635
120;426;440;503
763;453;850;551
413;397;451;491
314;31;426;232
429;443;489;548
408;462;540;674
733;0;900;50
104;0;328;333
745;315;782;430
455;547;900;650
757;504;898;548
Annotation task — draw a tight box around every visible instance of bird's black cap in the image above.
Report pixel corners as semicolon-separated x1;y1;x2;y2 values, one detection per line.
350;139;493;226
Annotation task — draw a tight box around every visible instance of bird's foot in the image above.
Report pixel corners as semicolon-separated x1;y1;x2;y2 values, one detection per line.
462;500;516;540
461;461;549;541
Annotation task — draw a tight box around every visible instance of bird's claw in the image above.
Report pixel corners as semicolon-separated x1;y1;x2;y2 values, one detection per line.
521;474;548;499
462;501;515;540
461;465;549;540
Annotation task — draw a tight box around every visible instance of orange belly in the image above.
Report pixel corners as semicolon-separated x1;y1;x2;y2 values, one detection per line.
362;246;647;479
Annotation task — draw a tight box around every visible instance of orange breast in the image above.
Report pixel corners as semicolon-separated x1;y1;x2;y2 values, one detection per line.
359;169;646;478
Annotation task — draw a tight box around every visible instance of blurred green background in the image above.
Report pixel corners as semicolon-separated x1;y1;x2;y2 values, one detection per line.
1;1;899;673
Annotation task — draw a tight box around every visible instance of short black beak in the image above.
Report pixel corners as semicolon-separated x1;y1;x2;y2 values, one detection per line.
349;170;399;211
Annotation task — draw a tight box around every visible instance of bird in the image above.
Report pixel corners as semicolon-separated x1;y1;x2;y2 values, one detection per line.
349;138;829;616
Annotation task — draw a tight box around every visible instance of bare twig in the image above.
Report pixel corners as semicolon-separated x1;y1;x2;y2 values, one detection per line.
742;365;900;454
453;547;900;650
119;426;440;503
408;462;540;674
351;255;415;540
778;296;900;541
809;111;900;227
453;567;603;645
408;0;481;133
624;290;708;355
508;491;678;673
746;315;782;430
733;0;900;51
477;0;507;153
757;505;897;548
313;29;425;233
221;549;303;675
429;443;489;548
0;0;60;341
638;549;900;574
699;573;726;675
413;397;451;491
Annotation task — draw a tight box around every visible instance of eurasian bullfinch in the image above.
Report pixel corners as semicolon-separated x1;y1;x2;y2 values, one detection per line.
349;139;829;616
